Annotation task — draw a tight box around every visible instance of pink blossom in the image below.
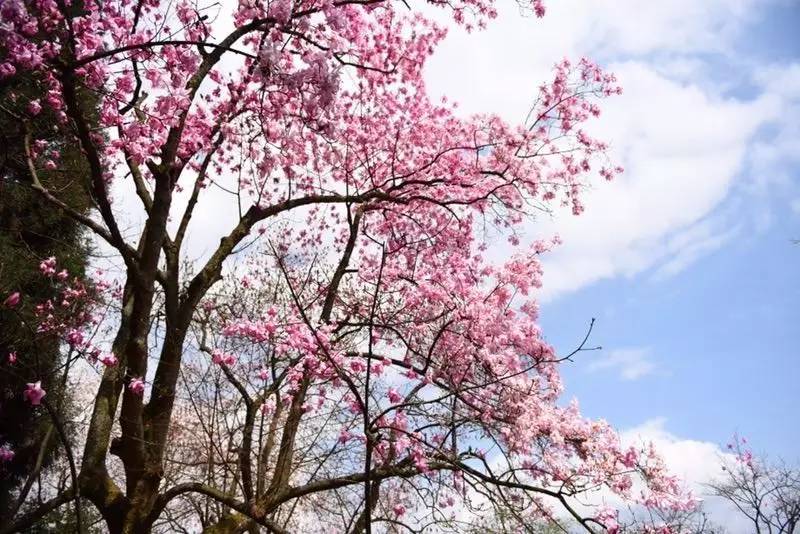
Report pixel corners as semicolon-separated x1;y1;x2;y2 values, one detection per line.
99;353;118;367
268;0;293;24
23;381;46;406
0;445;14;462
7;351;17;364
387;388;403;404
620;447;638;468
3;292;20;308
129;377;145;395
595;507;620;534
66;329;85;347
27;99;42;115
349;359;366;373
39;257;57;276
338;429;352;444
211;349;236;366
0;63;15;78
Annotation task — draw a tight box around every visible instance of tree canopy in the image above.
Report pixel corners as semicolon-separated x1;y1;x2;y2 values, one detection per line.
0;1;696;532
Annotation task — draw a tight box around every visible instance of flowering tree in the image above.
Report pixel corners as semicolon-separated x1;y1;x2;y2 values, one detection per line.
0;0;695;532
708;437;800;534
617;506;725;534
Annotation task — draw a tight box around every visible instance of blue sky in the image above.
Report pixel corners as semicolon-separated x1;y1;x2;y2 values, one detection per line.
538;0;800;458
424;0;799;528
542;208;799;457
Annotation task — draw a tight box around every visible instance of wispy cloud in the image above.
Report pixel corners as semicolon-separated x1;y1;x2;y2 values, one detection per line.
586;347;657;381
652;219;741;280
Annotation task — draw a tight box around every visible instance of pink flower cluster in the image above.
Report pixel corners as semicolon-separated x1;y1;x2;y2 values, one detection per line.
0;445;14;463
211;349;237;367
33;258;116;368
129;377;146;396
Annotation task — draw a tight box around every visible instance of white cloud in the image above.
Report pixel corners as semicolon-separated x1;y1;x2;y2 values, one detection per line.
586;347;657;380
620;419;754;533
424;0;796;301
565;0;756;57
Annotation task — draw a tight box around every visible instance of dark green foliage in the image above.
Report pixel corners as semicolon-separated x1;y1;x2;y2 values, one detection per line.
0;70;92;518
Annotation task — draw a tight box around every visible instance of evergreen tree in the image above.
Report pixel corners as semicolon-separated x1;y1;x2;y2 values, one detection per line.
0;71;92;519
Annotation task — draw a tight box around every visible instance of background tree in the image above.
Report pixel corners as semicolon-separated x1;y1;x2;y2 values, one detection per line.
708;436;800;533
620;506;726;534
0;0;696;532
0;64;94;522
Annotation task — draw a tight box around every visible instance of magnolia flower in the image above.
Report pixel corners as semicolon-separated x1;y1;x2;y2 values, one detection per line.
0;63;15;78
7;351;17;364
349;359;366;373
129;377;145;395
595;507;620;534
27;99;41;115
387;388;403;404
0;445;14;462
338;429;352;444
3;292;20;308
39;256;57;276
211;349;236;366
99;353;118;367
24;381;46;406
